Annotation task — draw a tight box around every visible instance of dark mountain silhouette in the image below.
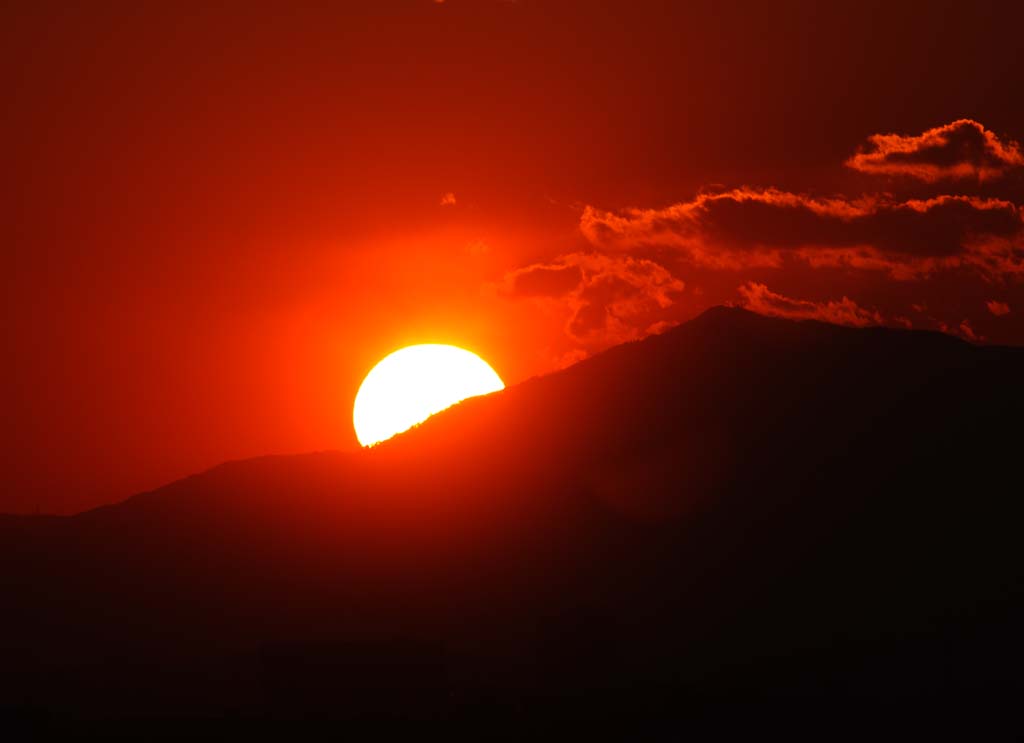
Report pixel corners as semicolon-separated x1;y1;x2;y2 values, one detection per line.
3;306;1023;737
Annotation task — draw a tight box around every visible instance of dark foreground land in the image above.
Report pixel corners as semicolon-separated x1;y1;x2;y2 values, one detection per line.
2;307;1023;738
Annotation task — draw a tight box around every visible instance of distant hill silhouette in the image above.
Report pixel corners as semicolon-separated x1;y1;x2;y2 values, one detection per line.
3;307;1023;737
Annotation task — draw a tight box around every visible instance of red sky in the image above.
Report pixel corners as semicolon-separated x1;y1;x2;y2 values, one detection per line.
4;1;1023;513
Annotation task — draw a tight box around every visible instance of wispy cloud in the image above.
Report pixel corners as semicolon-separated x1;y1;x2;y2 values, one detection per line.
737;282;883;327
500;119;1024;352
846;119;1024;182
501;253;684;344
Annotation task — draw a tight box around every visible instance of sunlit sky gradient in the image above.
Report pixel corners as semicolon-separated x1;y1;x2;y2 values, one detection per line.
4;1;1023;513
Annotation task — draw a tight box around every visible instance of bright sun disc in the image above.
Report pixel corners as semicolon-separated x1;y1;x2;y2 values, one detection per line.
353;344;505;447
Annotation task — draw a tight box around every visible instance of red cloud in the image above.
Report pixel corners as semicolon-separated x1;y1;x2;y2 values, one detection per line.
501;253;684;344
505;263;582;297
581;188;1024;279
737;282;884;327
987;300;1010;316
958;320;981;342
846;119;1024;182
505;121;1024;351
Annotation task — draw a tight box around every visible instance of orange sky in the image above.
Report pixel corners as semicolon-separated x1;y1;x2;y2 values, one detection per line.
4;1;1023;513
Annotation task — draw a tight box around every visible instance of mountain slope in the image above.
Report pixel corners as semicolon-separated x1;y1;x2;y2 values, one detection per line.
2;307;1023;733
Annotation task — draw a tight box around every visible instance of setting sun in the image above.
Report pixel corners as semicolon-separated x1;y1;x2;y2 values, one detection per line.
353;344;505;447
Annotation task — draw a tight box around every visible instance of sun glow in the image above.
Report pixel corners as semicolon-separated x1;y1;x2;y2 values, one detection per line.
353;344;505;447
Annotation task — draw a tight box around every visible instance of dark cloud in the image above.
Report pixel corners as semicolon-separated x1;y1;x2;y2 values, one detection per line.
846;119;1024;182
500;253;684;345
503;119;1024;352
737;282;884;327
581;189;1024;279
